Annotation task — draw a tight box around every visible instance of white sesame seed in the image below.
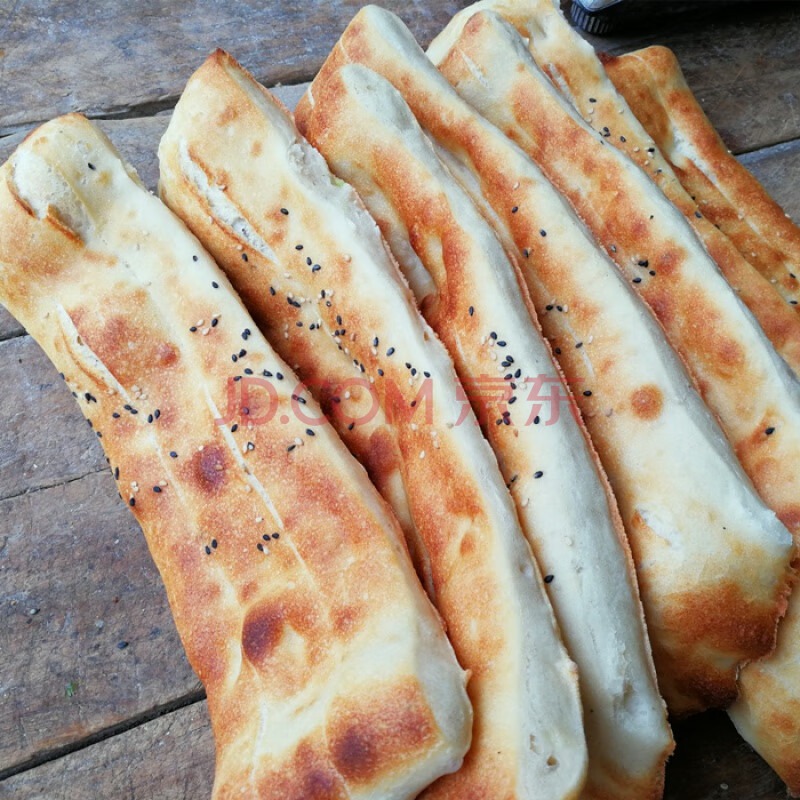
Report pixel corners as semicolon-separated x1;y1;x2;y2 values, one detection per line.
419;450;425;459
521;497;529;507
513;181;520;190
343;254;351;262
411;423;418;431
159;480;167;487
255;516;263;523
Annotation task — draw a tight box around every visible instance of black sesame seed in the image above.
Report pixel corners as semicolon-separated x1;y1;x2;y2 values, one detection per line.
533;415;540;424
575;342;583;349
241;252;249;262
232;354;238;363
211;539;217;549
554;348;562;355
212;281;219;288
117;641;128;649
96;431;102;438
129;497;135;507
263;370;272;377
231;423;239;432
147;414;153;423
296;321;303;327
589;97;596;103
348;422;355;431
190;326;197;332
306;428;315;436
583;390;592;397
523;249;530;258
620;136;626;142
509;396;517;404
546;304;554;311
112;412;120;419
468;306;474;316
649;270;656;276
263;534;270;542
287;444;296;452
540;229;547;237
154;409;160;419
233;376;241;382
244;368;253;375
269;286;275;296
312;264;321;272
205;545;211;555
377;369;384;376
633;277;642;284
387;347;395;356
153;486;162;493
766;427;776;435
512;205;519;213
239;349;246;358
170;451;178;458
193;255;199;262
490;331;497;340
373;337;379;347
242;329;251;340
638;260;649;267
276;372;284;380
272;533;280;539
295;244;303;251
247;442;255;451
280;207;289;215
515;369;521;378
695;211;702;218
257;543;264;551
114;467;120;479
544;574;554;584
88;162;96;170
534;471;544;478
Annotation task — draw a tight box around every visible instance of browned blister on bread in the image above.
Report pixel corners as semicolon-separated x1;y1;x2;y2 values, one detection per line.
0;113;473;800
158;51;589;800
604;44;800;309
429;0;800;363
296;61;674;800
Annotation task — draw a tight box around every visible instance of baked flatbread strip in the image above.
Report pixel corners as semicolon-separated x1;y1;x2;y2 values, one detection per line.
158;51;588;800
0;114;472;800
296;62;673;800
295;4;794;719
428;0;800;359
604;45;800;308
431;9;800;552
432;11;800;790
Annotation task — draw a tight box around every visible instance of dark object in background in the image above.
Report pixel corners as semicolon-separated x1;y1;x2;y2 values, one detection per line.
569;0;757;35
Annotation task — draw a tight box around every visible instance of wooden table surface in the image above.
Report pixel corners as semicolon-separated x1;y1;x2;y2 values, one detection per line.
0;2;799;798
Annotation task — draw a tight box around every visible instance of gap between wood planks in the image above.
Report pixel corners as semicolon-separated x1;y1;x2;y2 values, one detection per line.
0;688;206;783
0;76;312;141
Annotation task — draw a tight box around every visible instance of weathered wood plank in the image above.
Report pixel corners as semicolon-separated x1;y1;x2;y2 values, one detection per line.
0;701;785;799
0;336;105;502
0;0;465;137
0;470;199;773
0;702;213;800
588;2;800;154
740;139;800;218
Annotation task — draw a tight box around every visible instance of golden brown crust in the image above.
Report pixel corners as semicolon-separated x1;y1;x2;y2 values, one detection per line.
605;45;800;309
433;10;800;544
430;0;800;375
0;113;472;800
159;51;589;800
296;9;793;748
297;60;672;800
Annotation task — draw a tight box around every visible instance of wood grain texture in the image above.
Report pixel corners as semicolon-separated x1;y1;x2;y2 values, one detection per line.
584;2;800;154
0;469;199;775
0;0;465;136
0;336;106;502
0;702;213;800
